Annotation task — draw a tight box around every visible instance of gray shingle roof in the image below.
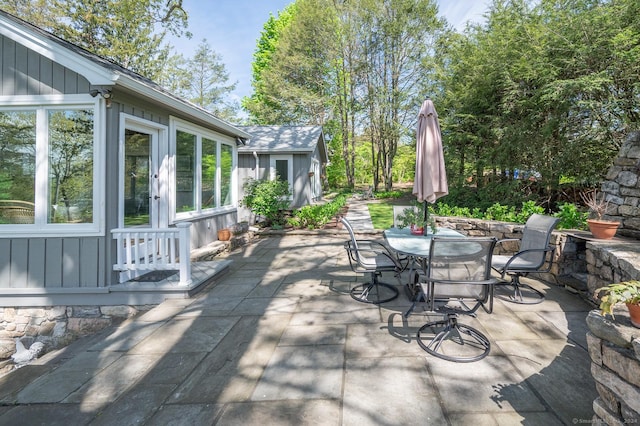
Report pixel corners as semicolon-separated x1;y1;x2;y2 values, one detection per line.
238;126;324;153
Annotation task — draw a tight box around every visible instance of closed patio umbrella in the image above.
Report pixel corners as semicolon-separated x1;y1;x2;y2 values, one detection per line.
412;98;448;225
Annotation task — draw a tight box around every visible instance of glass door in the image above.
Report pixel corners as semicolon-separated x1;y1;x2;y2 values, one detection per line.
121;118;168;229
124;128;157;228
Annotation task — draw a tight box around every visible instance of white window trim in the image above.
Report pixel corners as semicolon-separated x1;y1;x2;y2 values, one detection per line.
0;94;105;237
270;154;294;201
169;117;237;223
270;155;293;183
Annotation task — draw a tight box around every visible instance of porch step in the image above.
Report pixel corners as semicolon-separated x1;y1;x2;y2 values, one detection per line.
110;260;232;302
558;273;588;292
191;241;227;261
190;231;258;262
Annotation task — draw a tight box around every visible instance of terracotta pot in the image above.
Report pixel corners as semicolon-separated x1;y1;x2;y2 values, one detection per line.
410;224;424;235
587;219;620;240
217;228;231;241
626;302;640;328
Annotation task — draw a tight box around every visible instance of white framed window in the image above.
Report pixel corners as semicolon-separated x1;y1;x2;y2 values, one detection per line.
270;154;293;201
170;117;237;221
270;155;293;184
0;95;104;236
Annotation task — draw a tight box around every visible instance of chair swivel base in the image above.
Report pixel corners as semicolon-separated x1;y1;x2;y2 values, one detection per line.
350;281;399;304
495;277;545;305
404;269;426;302
417;314;490;362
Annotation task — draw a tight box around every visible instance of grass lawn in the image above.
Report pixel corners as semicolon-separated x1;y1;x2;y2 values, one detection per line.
367;203;393;229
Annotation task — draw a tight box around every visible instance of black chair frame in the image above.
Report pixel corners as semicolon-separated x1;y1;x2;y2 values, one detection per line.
405;237;498;362
341;217;400;304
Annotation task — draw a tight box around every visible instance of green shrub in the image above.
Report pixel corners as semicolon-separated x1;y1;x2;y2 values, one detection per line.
432;203;473;219
374;190;404;199
484;203;517;222
444;181;531;212
433;200;545;224
553;202;588;230
515;200;546;223
241;178;291;226
288;194;347;229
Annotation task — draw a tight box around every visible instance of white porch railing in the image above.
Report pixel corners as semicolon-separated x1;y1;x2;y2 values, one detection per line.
111;222;192;285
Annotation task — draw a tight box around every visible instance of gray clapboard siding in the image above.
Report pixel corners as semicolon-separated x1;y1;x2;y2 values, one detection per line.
27;238;45;287
10;238;28;288
0;240;9;287
15;42;27;94
62;238;80;286
44;239;63;287
0;237;105;289
80;238;102;288
1;34;90;96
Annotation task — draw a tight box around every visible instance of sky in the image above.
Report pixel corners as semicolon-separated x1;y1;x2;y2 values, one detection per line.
167;0;491;104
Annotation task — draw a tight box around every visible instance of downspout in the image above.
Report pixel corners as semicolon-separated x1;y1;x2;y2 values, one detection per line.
253;151;259;179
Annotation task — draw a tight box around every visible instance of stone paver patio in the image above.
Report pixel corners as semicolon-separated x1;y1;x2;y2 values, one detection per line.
0;232;597;425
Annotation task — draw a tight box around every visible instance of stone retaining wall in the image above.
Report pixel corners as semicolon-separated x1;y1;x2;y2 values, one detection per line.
586;240;640;296
0;305;149;372
586;309;640;424
601;131;640;239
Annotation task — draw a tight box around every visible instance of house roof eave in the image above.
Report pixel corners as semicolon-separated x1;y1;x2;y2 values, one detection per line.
0;12;115;86
116;75;252;140
0;11;252;140
237;148;314;154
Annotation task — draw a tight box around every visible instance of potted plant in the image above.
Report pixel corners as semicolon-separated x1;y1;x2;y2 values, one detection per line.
580;189;620;239
395;202;437;235
217;228;231;241
595;280;640;328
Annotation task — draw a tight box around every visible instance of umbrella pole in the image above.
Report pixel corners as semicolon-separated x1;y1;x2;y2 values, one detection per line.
424;201;428;235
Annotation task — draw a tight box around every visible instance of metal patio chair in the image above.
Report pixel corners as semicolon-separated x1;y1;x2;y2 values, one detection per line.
341;217;400;304
491;214;560;304
405;237;498;362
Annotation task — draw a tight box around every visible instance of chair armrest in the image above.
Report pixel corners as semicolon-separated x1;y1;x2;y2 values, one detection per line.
354;240;397;256
496;238;520;244
342;240;401;272
495;238;521;249
419;277;499;286
501;246;556;274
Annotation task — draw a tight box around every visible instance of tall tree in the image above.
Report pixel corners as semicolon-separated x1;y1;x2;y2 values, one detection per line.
246;0;446;190
0;0;61;29
332;0;367;188
248;0;338;125
441;0;639;196
0;0;189;81
358;0;445;191
156;41;239;121
242;3;297;123
184;40;238;120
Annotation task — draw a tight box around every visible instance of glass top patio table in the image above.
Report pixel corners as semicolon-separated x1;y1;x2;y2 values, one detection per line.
383;227;466;258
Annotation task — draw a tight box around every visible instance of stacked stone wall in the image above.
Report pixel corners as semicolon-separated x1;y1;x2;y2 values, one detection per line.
602;131;640;239
0;305;149;370
587;310;640;425
585;241;640;296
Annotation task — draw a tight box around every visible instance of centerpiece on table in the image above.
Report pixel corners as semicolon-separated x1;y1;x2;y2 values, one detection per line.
395;201;437;235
